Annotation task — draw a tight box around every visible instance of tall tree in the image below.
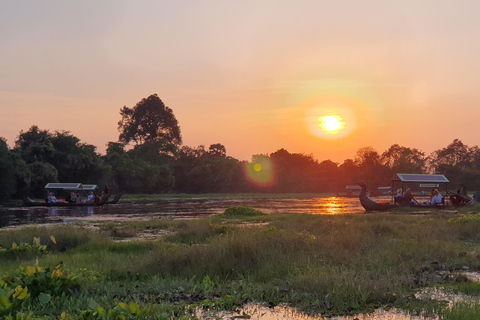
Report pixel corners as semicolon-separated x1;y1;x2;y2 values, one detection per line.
270;149;321;192
50;130;105;183
208;143;227;158
118;94;182;146
381;144;426;174
15;125;55;164
104;141;175;193
354;147;389;187
428;139;480;188
428;139;474;172
0;138;20;199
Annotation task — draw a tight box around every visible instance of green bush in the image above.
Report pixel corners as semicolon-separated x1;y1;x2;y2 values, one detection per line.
222;207;265;217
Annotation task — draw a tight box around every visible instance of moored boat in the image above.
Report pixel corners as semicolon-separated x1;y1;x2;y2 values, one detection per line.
356;181;398;212
22;183;113;207
336;185;362;197
106;192;125;204
23;194;110;207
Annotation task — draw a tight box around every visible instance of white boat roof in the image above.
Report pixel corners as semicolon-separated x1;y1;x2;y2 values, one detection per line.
44;183;98;191
392;173;449;183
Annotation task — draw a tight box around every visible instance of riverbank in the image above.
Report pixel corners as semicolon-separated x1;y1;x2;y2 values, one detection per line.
1;208;480;319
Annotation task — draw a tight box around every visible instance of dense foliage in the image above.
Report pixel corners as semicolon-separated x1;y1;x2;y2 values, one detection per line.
2;94;480;200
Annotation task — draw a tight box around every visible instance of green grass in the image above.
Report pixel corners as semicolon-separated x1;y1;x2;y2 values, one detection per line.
2;210;480;318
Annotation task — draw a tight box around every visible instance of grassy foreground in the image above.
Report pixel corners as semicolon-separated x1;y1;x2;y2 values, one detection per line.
2;208;480;319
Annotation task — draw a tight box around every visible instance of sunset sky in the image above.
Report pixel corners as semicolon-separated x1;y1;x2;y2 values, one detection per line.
1;1;480;163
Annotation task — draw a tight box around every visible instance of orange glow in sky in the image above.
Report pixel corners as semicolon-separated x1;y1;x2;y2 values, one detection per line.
1;2;480;163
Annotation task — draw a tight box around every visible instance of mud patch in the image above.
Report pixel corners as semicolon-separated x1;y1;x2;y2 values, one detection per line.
198;304;435;320
113;228;174;242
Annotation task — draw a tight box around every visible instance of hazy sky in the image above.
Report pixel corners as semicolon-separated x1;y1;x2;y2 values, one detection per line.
2;1;480;163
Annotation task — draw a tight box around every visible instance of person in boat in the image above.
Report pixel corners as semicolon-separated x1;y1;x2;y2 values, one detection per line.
394;188;404;205
47;193;57;203
94;194;101;204
86;192;94;203
430;189;443;206
68;192;77;204
403;188;418;206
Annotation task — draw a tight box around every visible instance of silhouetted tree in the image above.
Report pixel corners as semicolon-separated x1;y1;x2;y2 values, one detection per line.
428;139;474;172
354;147;389;187
208;143;227;158
270;149;321;192
381;144;426;174
318;159;341;192
13;126;110;196
338;158;360;188
104;141;174;193
49;130;106;183
130;140;177;164
118;94;182;146
26;162;58;198
173;145;243;193
15;125;55;163
0;138;25;199
428;139;480;188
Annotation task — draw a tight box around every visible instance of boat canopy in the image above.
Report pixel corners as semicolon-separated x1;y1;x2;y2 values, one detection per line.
44;183;98;191
377;186;391;190
392;173;449;183
346;185;361;190
391;173;449;202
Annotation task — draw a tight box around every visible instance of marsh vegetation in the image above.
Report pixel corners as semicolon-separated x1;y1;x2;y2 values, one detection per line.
2;206;480;319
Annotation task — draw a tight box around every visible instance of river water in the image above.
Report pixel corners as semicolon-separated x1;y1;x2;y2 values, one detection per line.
0;195;374;229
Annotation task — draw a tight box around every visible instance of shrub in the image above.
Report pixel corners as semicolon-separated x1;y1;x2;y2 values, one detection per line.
222;207;265;217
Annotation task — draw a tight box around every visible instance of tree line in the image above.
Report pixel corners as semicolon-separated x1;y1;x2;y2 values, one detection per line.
1;93;480;199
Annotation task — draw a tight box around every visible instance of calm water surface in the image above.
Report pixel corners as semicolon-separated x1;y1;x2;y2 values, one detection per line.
0;195;383;229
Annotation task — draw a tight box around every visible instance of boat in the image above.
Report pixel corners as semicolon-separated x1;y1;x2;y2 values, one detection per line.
107;192;125;204
22;183;112;207
449;184;474;206
357;181;398;211
23;194;110;207
336;185;362;197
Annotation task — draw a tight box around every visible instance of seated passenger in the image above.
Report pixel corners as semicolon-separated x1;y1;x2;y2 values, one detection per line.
69;192;77;204
394;188;404;205
86;192;94;202
431;189;443;205
403;188;418;206
47;193;57;203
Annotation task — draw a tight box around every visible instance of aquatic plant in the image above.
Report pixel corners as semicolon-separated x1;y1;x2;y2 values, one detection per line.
0;236;56;259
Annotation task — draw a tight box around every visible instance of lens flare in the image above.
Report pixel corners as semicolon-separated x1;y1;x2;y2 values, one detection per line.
244;157;276;187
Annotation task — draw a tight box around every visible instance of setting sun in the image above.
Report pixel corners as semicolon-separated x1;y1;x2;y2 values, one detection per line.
320;115;343;133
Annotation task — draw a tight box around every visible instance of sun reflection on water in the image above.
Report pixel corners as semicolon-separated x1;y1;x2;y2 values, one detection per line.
317;197;346;215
